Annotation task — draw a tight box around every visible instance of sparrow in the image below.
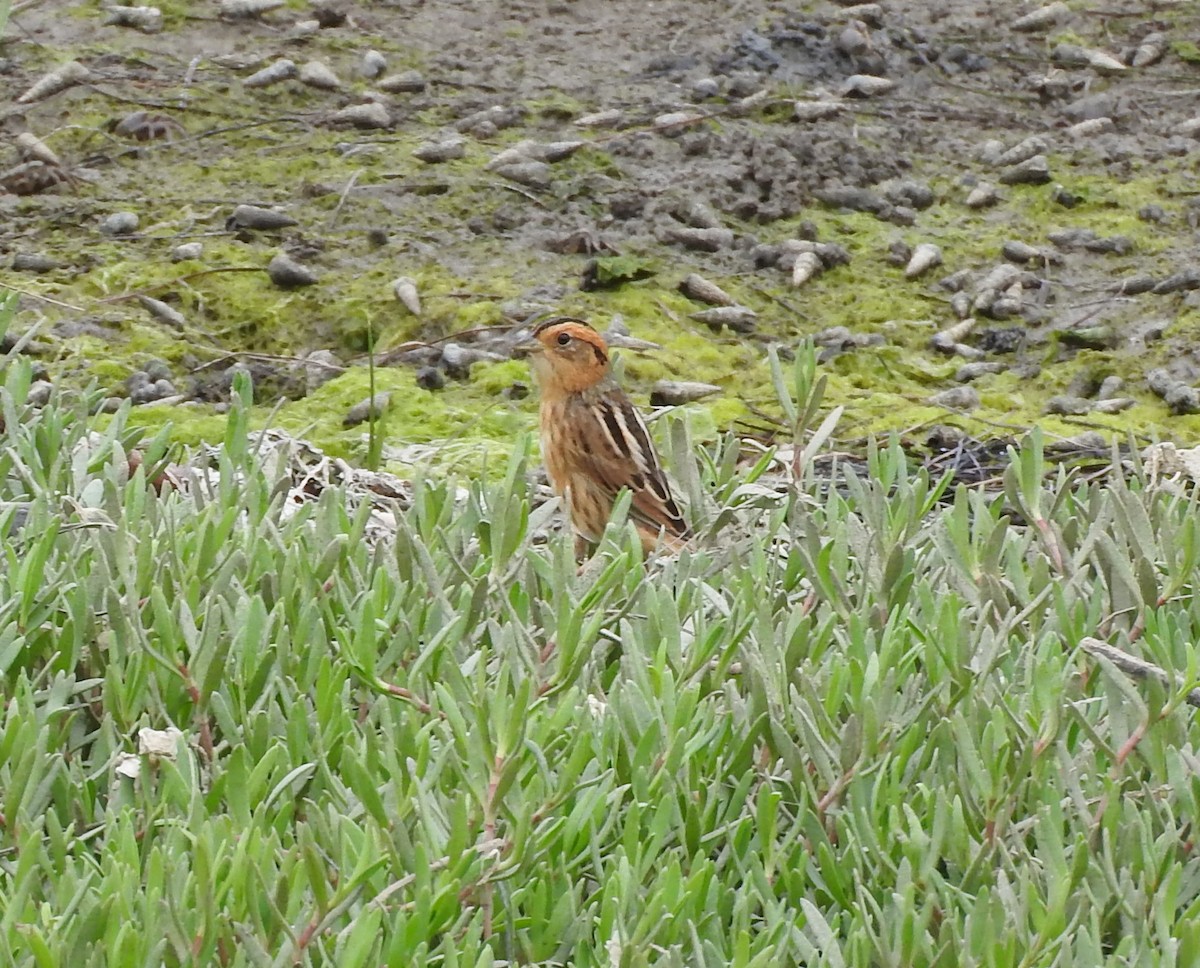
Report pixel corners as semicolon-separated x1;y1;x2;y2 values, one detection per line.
521;316;690;556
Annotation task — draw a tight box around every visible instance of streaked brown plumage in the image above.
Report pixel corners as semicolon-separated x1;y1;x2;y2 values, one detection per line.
524;316;689;555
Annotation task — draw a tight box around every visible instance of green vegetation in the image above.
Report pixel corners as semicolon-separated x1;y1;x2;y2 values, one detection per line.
5;292;1200;965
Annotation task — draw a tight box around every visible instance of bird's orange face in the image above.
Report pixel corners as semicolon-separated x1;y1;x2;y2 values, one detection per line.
525;317;610;395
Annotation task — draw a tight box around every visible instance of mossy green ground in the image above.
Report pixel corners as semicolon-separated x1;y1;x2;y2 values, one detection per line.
7;15;1200;474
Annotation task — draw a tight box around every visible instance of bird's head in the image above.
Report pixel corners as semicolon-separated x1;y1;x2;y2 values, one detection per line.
519;316;610;395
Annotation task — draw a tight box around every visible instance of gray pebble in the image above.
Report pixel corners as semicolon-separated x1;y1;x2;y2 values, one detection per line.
152;378;176;397
229;204;297;230
999;155;1050;185
295;350;342;394
416;366;445;391
27;382;52;407
1046;395;1092;415
692;77;721;98
1153;269;1200;294
144;359;172;382
12;252;59;272
377;69;427;93
361;50;388;79
1116;275;1157;295
955;362;1006;382
649;380;721;406
1094;398;1134;414
171;242;204;261
344;392;390;426
664;226;735;252
1165;384;1200;415
928;387;980;410
493;160;552;188
267;252;318;288
126;370;150;391
1097;375;1124;400
100;212;139;236
412;137;466;163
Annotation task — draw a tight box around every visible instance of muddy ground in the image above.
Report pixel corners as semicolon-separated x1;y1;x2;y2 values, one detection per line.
2;0;1199;471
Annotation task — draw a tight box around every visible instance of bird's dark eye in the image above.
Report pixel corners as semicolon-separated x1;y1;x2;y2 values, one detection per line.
556;332;571;346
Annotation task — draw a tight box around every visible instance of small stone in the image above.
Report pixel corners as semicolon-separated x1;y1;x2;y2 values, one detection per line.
361;50;387;79
1097;375;1124;400
841;74;895;97
229;204;297;230
413;137;466;163
690;306;757;333
100;212;139;236
492;160;552;188
692;77;720;98
965;182;1000;209
663;226;734;252
152;378;176;398
327;102;391;129
928;387;980;410
955;362;1006;382
649;380;722;406
244;59;296;89
416;366;445;391
995;136;1047;168
375;69;426;93
297;350;342;393
1138;205;1166;223
999;155;1051;185
575;108;622;128
1046;395;1092;415
793;100;843;122
1152;270;1200;295
299;61;341;90
1165;384;1200;415
679;273;734;307
267;252;318;288
344;392;390;426
171;242;204;261
1094;398;1135;414
1002;241;1044;264
12;252;58;272
27;382;52;407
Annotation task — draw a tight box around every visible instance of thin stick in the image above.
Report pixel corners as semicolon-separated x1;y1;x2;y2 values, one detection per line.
1079;637;1200;709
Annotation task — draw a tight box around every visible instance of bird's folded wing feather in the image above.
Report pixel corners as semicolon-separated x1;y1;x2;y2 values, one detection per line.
582;393;689;537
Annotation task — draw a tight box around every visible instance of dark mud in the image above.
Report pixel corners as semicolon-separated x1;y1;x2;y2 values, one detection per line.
2;0;1199;469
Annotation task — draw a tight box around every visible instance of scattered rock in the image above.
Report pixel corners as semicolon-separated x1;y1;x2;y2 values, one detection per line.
492;160;552;188
690;306;757;333
999;154;1051;185
137;295;186;329
299;61;341;90
361;50;387;79
928;386;980;410
955;362;1006;382
12;252;59;272
326;103;391;129
1012;2;1069;31
649;380;721;406
662;226;734;252
1153;270;1200;295
99;212;139;236
679;273;734;306
377;69;426;92
841;74;894;97
267;252;318;288
416;366;445;391
172;242;204;261
344;392;390;426
244;59;296;89
229;204;297;230
105;5;164;33
1046;395;1093;415
413;137;466;163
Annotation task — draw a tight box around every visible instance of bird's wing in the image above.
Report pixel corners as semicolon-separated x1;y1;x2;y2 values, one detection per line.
578;390;689;538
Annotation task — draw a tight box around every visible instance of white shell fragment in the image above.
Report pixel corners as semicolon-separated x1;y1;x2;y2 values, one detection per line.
104;5;162;32
244;59;296;89
138;295;186;329
904;243;943;280
138;726;184;761
299;61;341;91
17;61;93;104
1012;2;1069;32
791;251;824;288
840;74;894;98
679;273;734;307
392;276;421;315
15;133;62;167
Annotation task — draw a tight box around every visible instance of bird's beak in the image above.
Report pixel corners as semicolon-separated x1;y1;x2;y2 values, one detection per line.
512;337;543;359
